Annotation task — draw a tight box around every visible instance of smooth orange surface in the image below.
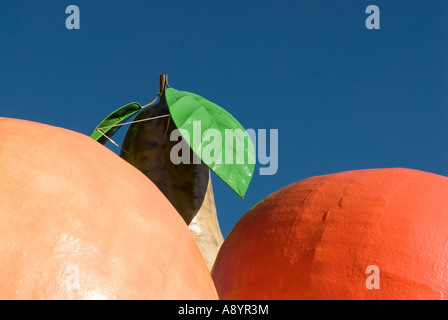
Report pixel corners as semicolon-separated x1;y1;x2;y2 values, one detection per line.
0;117;218;300
211;168;448;299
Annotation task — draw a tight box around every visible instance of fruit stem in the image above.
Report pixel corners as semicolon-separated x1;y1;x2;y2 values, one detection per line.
158;74;169;97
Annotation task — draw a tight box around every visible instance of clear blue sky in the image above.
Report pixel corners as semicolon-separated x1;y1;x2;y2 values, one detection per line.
1;0;447;237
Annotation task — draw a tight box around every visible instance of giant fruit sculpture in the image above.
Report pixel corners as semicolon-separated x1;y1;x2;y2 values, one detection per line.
90;74;255;270
0;118;218;299
212;168;448;299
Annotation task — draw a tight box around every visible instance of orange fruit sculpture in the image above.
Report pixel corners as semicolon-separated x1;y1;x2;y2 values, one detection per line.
0;117;218;300
212;168;448;299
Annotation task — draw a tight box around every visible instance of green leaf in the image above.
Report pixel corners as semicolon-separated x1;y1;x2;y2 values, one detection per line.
89;102;143;145
165;87;255;198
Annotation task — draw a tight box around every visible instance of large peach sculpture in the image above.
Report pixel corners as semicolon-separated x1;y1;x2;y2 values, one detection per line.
0;117;218;300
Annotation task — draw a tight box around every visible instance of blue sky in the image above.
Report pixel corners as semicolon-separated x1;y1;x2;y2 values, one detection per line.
1;0;447;237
